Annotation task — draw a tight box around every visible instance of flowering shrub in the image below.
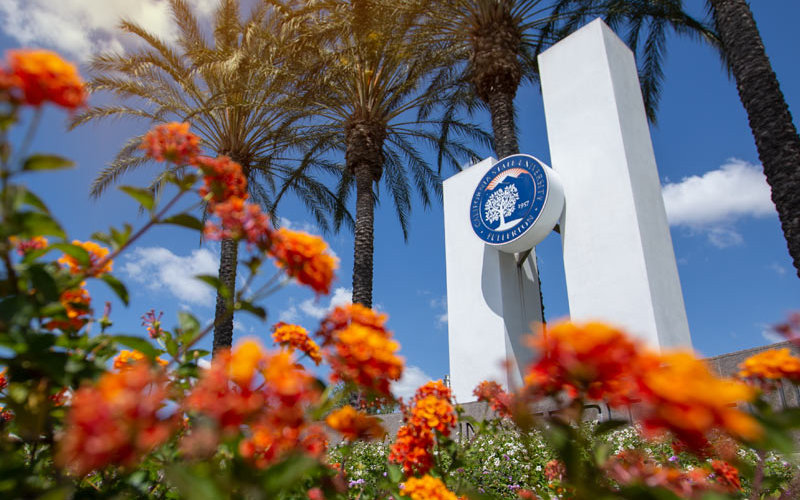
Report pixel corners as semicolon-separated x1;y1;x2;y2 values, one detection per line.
0;47;798;500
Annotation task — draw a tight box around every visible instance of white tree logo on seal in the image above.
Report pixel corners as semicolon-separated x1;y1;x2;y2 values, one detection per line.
484;184;519;227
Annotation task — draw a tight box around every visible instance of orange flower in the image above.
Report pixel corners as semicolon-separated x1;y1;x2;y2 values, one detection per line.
112;350;168;371
57;240;112;277
409;395;456;436
183;342;323;467
604;450;712;498
317;303;388;346
239;422;328;469
413;380;453;403
229;338;267;387
389;424;435;476
738;348;800;382
183;352;265;436
204;196;273;249
272;322;322;365
6;49;86;109
140;122;200;165
196;155;248;205
260;350;318;407
473;380;512;418
182;341;326;468
524;321;642;405
57;363;173;476
0;368;7;390
269;228;337;295
327;323;404;397
400;475;462;500
637;351;761;450
325;405;385;440
44;284;91;331
8;235;47;255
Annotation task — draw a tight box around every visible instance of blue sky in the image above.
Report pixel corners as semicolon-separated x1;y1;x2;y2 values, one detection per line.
1;0;798;398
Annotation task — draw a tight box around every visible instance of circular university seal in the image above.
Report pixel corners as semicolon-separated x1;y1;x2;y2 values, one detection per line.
469;154;564;253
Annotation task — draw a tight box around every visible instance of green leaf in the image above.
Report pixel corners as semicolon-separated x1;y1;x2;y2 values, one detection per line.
22;154;74;171
236;300;266;320
49;242;90;267
12;211;65;238
19;189;50;213
165;465;223;500
112;335;160;359
262;454;320;494
110;224;133;249
160;214;203;230
195;274;229;298
101;274;129;305
178;312;201;336
119;186;155;211
27;264;60;303
387;463;403;483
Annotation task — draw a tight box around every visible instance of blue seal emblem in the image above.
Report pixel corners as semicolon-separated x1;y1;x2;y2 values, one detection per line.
470;154;549;245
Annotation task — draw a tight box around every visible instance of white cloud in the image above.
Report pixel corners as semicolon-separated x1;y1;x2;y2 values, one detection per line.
0;0;216;61
429;296;448;328
661;159;775;247
391;365;434;401
299;287;351;320
122;247;218;307
761;325;784;344
278;305;299;323
768;262;788;276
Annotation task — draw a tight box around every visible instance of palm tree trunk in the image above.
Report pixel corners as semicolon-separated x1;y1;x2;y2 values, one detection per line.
212;236;238;354
352;162;375;308
709;0;800;277
487;89;519;159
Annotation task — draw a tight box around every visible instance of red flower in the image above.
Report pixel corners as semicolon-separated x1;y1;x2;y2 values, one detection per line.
269;228;337;295
711;460;741;492
57;240;113;277
326;323;404;397
57;364;173;476
140;122;200;165
272;322;322;365
196;155;248;204
204;196;273;249
325;405;385;441
6;49;86;109
473;380;512;418
389;424;435;475
524;321;642;405
317;304;388;346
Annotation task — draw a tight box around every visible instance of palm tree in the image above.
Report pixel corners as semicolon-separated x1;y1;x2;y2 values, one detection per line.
539;0;717;122
287;0;490;307
543;0;800;276
706;0;800;277
73;0;349;352
413;0;553;159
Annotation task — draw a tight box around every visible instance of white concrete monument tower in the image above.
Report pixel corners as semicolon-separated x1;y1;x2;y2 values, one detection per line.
443;19;691;403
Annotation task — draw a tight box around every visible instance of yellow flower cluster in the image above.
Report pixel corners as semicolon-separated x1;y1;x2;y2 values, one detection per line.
738;348;800;382
401;475;462;500
639;352;761;446
113;350;168;372
58;240;112;277
325;405;385;441
272;323;322;365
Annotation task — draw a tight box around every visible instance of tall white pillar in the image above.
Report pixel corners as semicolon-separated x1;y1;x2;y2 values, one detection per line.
538;19;691;349
443;158;544;403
